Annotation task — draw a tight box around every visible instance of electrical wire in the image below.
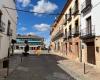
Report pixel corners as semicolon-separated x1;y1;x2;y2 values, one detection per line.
3;6;66;16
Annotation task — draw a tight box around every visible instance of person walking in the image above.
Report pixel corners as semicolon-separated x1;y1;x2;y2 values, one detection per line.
24;40;29;56
37;46;41;56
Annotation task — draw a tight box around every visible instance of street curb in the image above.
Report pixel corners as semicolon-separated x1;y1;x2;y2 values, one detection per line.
49;51;90;80
58;63;89;80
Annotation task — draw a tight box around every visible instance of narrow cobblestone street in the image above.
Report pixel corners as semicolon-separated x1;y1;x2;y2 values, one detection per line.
5;53;75;80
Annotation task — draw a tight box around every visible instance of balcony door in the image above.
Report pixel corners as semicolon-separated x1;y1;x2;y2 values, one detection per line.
86;0;91;6
86;16;92;35
69;25;72;36
75;20;79;33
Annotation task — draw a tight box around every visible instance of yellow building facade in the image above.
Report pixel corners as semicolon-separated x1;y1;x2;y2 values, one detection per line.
50;0;81;61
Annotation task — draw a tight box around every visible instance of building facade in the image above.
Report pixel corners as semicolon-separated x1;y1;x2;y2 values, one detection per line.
50;0;100;68
0;0;17;59
50;0;81;61
80;0;100;68
63;0;81;61
50;11;65;56
16;35;44;51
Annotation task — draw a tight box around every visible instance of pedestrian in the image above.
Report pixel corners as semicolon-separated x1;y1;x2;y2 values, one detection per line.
48;48;49;53
36;46;41;56
24;40;29;56
48;46;50;53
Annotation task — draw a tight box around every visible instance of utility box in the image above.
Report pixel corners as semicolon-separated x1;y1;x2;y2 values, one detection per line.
3;59;9;68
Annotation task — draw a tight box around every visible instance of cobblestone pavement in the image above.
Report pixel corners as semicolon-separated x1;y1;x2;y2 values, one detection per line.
5;54;75;80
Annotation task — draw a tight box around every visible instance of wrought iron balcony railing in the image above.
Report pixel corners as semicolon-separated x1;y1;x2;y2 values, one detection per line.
51;28;64;41
68;31;72;39
80;25;95;39
63;34;67;41
72;27;80;37
81;0;92;13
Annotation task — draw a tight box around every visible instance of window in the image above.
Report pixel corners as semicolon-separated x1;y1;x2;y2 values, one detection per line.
58;42;60;50
69;25;72;36
7;20;11;35
65;28;67;37
96;47;99;53
86;0;91;6
75;20;79;32
55;43;56;50
86;16;92;34
75;0;78;10
69;8;72;17
69;42;72;52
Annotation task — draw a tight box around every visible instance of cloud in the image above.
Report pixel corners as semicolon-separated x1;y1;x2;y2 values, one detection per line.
27;32;35;35
17;0;31;7
31;0;58;15
33;23;50;31
19;27;27;31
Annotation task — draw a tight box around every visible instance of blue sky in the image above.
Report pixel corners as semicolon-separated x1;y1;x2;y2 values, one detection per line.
16;0;66;47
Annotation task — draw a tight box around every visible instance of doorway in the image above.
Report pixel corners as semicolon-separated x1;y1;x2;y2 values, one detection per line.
65;43;67;55
75;42;79;58
87;42;96;64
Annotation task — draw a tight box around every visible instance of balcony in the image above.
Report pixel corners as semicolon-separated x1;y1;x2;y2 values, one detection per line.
68;31;72;39
81;0;92;13
63;34;67;41
72;27;80;37
67;14;72;21
80;25;95;39
0;22;5;32
51;29;64;41
63;19;67;25
72;4;79;15
7;29;13;36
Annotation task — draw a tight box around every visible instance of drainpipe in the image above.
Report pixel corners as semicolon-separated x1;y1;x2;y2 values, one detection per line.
80;40;82;62
79;12;82;62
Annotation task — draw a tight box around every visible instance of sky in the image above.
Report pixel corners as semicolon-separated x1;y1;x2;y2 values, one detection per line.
16;0;67;47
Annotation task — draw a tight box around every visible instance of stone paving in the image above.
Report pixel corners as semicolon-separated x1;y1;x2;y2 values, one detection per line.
4;54;75;80
0;55;22;80
51;51;100;80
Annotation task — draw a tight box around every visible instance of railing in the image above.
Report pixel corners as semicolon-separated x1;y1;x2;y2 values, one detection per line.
81;0;92;13
68;31;72;39
80;25;95;39
63;33;67;41
51;28;64;41
72;27;80;37
0;22;5;32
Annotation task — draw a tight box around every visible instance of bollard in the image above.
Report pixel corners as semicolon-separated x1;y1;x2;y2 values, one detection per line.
21;55;22;63
84;63;86;74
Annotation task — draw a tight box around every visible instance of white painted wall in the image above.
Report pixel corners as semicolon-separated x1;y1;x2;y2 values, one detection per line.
81;0;100;36
92;0;100;36
0;0;17;59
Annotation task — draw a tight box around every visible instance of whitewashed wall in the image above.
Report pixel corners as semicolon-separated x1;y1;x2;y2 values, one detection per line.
92;0;100;36
81;0;100;36
0;0;17;59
